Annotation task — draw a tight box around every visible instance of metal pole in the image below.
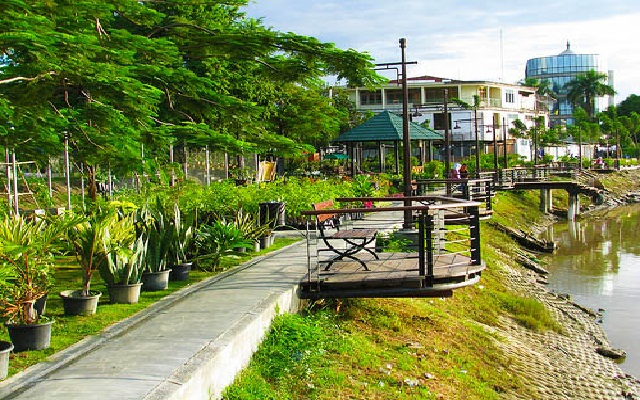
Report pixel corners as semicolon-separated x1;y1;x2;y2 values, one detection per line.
182;140;188;179
502;117;508;169
224;152;229;179
533;119;538;165
108;167;113;198
492;125;498;173
443;89;450;175
64;132;71;212
474;108;480;177
400;38;413;229
5;148;11;214
47;158;53;199
80;163;85;211
11;151;18;216
169;144;176;186
205;145;211;186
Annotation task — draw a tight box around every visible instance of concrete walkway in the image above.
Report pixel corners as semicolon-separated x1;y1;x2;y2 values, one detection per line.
0;234;309;400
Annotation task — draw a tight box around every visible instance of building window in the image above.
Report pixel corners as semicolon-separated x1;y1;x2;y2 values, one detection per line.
386;89;402;104
505;90;515;103
360;90;382;105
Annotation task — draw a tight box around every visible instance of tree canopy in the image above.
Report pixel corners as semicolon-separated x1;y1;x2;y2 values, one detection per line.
0;0;385;196
564;70;615;120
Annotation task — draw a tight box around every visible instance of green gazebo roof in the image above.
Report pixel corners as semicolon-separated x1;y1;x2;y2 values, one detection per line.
333;111;443;143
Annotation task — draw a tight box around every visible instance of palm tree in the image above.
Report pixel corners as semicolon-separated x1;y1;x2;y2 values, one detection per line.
521;77;557;113
564;70;615;120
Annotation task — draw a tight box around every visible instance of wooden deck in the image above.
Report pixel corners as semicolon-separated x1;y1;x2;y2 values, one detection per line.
300;252;485;299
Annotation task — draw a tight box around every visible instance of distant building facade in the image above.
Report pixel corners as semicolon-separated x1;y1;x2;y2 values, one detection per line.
344;76;546;163
525;42;613;127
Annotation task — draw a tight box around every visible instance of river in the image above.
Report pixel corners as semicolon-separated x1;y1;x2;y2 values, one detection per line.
541;203;640;378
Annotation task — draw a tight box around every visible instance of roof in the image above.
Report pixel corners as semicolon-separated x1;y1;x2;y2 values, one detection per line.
333;111;443;143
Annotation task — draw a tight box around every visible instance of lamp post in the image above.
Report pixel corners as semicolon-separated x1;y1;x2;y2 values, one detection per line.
502;117;508;169
453;110;482;177
375;40;417;230
488;125;499;174
400;38;413;229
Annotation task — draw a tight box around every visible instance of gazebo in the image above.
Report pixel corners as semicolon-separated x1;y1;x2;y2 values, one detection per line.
332;111;443;174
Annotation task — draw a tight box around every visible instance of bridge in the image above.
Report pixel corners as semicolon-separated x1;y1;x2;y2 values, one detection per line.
413;165;605;221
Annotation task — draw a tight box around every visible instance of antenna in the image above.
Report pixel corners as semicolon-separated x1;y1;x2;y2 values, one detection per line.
500;29;504;82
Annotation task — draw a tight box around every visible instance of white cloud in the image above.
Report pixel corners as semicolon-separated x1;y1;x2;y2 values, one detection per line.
244;1;640;103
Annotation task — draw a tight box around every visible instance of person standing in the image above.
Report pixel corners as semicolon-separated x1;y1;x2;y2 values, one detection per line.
459;163;469;179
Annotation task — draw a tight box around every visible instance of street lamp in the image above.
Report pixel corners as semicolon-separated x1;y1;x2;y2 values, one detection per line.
454;110;482;177
485;125;499;174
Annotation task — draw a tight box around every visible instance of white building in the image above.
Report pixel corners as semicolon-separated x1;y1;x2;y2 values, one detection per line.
344;75;548;162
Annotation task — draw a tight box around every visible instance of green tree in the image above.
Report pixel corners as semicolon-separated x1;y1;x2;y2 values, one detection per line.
617;94;640;117
0;0;384;199
564;70;615;120
521;77;556;113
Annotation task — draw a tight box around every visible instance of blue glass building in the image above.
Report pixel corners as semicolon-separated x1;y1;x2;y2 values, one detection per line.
525;43;609;126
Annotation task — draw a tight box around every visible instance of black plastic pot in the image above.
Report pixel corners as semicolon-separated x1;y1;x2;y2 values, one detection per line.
6;320;53;352
142;269;171;291
59;290;101;316
169;262;192;282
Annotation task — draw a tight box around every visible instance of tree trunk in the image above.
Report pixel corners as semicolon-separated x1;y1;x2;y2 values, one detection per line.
86;164;98;201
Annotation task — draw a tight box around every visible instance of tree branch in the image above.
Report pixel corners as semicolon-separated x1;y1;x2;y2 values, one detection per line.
0;71;55;85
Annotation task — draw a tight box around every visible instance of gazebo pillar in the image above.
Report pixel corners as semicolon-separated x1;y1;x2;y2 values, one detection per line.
394;141;399;174
378;141;384;173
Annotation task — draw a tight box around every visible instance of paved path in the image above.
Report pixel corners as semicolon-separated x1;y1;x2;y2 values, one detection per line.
0;235;309;400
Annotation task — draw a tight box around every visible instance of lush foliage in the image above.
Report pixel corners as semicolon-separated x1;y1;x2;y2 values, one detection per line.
0;214;76;323
67;210;135;296
194;220;253;271
98;234;147;287
0;0;384;201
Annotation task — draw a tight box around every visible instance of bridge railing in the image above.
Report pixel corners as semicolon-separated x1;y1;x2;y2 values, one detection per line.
413;178;494;212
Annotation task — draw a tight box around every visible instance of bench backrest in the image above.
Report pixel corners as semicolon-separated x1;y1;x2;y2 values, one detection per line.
312;200;336;224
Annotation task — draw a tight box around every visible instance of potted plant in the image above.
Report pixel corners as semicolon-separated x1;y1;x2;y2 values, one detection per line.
194;220;253;271
65;210;131;315
98;216;145;304
0;214;76;351
167;203;194;281
0;341;12;379
232;208;270;252
137;199;174;291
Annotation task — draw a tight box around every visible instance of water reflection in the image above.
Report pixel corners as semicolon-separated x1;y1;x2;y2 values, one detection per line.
542;204;640;377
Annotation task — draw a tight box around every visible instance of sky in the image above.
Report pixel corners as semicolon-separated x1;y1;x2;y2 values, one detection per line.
243;1;640;104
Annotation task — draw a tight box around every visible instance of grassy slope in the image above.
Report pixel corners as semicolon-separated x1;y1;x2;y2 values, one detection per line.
223;188;583;399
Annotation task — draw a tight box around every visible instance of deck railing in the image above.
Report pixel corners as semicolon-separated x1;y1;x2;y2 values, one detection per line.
300;196;485;299
413;178;494;212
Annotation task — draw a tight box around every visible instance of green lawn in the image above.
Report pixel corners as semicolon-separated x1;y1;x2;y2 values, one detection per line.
1;237;300;377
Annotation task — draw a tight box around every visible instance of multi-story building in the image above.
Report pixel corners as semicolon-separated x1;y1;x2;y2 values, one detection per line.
525;42;613;127
345;75;545;162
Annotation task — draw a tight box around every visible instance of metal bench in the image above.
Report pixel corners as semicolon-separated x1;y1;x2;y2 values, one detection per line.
312;200;379;271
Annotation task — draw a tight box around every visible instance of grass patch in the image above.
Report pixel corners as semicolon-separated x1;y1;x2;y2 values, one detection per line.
493;292;563;333
1;236;300;377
